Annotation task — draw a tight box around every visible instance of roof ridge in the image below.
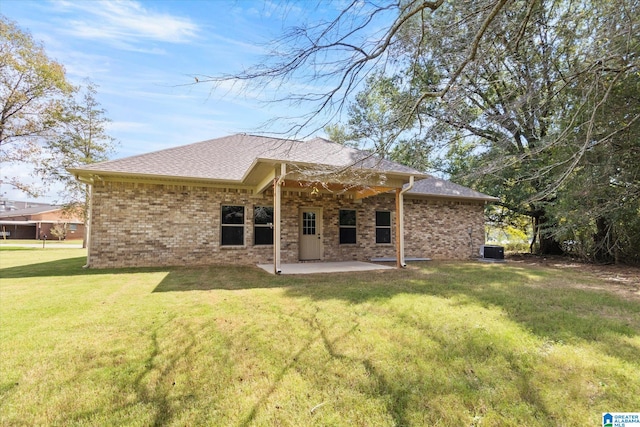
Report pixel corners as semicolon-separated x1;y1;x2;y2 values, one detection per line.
243;133;298;143
90;134;304;168
307;136;335;144
84;134;236;168
408;176;499;201
69;133;428;182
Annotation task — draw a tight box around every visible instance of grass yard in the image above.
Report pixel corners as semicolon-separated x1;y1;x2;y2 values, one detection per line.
1;248;639;426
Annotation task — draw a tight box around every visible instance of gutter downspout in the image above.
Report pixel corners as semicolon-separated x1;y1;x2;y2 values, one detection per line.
76;174;95;268
273;164;286;274
397;175;414;268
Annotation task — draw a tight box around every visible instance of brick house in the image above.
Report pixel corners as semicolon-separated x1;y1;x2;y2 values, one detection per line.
69;134;497;270
0;202;85;240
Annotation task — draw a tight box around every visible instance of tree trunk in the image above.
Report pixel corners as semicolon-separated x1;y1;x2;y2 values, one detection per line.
534;213;563;255
593;216;614;263
529;216;537;253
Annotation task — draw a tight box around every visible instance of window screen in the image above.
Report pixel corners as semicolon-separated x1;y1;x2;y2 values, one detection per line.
375;211;391;244
254;206;274;245
221;205;244;245
339;209;356;244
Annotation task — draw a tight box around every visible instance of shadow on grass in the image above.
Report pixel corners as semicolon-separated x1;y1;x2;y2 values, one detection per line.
153;265;307;292
3;256;639;367
3;255;639;424
1;256;300;288
0;256;171;278
153;261;639;367
283;263;640;365
60;315;218;426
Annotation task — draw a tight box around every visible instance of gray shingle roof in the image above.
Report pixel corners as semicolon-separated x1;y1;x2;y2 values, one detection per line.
71;133;422;180
408;177;499;201
70;133;498;202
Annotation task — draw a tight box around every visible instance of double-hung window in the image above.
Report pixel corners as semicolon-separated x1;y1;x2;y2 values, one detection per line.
221;205;244;246
254;206;274;245
339;209;356;244
375;211;392;244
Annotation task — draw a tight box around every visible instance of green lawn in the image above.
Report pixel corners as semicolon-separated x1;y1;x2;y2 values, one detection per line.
1;248;639;426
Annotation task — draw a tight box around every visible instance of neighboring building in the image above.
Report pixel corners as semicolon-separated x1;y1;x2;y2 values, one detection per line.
0;201;85;240
69;134;497;270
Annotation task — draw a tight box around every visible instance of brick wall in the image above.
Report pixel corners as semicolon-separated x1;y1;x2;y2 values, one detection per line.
88;180;486;268
404;198;485;259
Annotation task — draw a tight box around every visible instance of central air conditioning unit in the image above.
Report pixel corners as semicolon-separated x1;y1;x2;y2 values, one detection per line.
480;245;504;260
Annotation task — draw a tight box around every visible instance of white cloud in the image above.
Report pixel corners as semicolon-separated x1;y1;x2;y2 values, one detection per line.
59;51;113;79
0;163;62;203
55;0;199;49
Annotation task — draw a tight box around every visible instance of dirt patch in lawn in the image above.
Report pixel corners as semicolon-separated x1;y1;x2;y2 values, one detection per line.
508;253;640;302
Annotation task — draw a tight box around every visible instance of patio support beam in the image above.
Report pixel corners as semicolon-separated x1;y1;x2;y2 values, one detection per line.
273;163;286;274
354;186;396;200
395;189;401;268
395;176;415;268
84;184;93;268
254;169;276;195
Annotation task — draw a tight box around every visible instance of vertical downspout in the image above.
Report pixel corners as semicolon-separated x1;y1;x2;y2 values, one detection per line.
397;175;415;268
273;163;286;274
77;175;94;268
84;183;93;268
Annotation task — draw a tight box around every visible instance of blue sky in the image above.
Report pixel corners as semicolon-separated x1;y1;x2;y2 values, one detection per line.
1;0;358;202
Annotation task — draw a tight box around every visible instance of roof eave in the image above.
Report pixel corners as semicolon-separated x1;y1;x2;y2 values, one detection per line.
69;155;429;189
246;158;427;180
67;168;245;186
406;192;500;202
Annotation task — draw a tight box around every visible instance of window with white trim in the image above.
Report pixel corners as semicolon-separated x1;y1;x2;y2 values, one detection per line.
375;211;391;244
339;209;356;244
221;205;244;246
254;206;274;245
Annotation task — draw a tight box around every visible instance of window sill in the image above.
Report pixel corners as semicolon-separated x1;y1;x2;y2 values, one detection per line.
220;245;246;249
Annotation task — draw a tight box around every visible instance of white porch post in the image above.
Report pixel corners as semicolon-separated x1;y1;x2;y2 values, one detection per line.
84;183;93;268
395;189;402;268
273;163;286;274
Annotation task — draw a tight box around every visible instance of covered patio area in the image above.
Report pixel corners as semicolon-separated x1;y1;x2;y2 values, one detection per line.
257;261;394;275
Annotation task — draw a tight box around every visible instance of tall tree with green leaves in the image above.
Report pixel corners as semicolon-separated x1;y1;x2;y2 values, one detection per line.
549;64;640;264
0;15;73;194
37;80;116;247
343;74;405;154
200;0;639;261
417;0;639;260
325;73;435;171
327;0;638;258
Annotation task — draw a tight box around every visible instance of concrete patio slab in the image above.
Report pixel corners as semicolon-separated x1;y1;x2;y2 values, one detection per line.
257;261;395;275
